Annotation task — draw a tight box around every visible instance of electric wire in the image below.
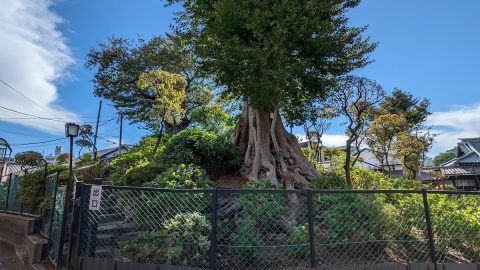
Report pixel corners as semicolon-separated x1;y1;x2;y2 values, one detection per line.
10;138;67;146
0;79;61;118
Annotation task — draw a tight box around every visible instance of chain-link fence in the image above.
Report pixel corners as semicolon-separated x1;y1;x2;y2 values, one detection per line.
75;185;480;269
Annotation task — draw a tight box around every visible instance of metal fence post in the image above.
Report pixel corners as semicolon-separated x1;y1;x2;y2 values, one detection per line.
67;181;83;269
307;189;317;268
73;182;85;270
5;173;12;211
422;189;438;270
210;188;218;270
57;176;70;269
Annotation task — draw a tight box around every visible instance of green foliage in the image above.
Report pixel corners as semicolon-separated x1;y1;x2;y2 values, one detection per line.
56;153;70;165
14;151;44;168
19;165;68;214
110;136;167;186
309;172;347;189
315;194;387;247
377;89;431;131
143;164;212;189
122;212;211;266
137;70;187;127
168;0;376;115
190;103;236;137
86;35;212;132
114;162;165;186
159;128;242;177
229;179;289;264
432;151;456;166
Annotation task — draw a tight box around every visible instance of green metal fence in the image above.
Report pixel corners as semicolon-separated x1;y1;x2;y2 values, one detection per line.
48;186;66;267
39;174;60;237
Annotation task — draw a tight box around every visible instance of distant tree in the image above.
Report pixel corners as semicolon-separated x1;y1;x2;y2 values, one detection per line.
432;151;456;166
394;131;435;179
56;153;70;165
302;101;337;164
136;70;187;154
14;151;44;168
365;114;406;175
333;76;385;187
377;89;431;131
75;139;93;158
75;124;95;157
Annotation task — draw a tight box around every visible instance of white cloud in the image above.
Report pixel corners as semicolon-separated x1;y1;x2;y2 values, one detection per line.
0;0;77;133
427;104;480;155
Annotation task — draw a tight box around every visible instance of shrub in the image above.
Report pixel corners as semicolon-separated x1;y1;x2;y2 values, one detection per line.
309;172;347;189
19;165;68;214
109;136;169;185
113;162;165;186
314;193;387;249
143;164;212;189
122;212;211;266
159;128;242;177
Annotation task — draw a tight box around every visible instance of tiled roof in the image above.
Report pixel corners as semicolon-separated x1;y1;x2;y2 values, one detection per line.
456;152;480;164
441;166;480;176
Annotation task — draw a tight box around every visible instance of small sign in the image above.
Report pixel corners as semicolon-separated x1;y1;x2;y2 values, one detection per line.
89;185;102;211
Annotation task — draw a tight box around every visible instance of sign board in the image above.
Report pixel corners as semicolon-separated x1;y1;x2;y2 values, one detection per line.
89;185;102;211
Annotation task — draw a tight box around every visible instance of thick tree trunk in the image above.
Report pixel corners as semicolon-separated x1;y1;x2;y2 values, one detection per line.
231;101;319;189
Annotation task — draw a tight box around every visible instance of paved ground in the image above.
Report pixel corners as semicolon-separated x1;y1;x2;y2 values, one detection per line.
0;242;20;270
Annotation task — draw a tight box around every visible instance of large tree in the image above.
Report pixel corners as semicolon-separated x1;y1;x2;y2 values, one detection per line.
168;0;376;188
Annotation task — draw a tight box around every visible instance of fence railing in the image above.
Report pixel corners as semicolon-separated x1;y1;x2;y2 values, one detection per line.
73;185;480;270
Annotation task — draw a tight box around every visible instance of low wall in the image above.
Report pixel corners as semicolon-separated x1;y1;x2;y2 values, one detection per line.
78;258;480;270
0;213;49;270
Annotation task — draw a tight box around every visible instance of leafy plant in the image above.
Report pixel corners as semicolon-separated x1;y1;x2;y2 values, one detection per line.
159;128;242;177
122;212;211;266
143;164;212;189
309;172;347;189
19;165;68;214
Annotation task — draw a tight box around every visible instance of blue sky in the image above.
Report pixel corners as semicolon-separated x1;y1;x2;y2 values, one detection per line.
0;0;479;158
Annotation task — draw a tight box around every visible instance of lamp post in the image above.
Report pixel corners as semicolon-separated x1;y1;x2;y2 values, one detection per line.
65;123;80;182
63;123;79;268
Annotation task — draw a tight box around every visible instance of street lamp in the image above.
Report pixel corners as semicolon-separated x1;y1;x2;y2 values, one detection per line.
65;122;80;182
63;122;79;268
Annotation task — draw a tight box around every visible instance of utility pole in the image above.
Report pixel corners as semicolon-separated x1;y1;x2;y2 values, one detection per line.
118;114;123;156
93;100;102;160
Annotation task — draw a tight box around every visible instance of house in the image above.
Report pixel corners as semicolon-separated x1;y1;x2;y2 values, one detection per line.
73;145;131;165
0;138;12;182
422;138;480;190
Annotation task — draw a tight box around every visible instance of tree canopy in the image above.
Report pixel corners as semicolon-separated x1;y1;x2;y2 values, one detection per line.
168;0;376;115
433;151;456;166
377;89;431;130
14;151;44;168
85;35;211;132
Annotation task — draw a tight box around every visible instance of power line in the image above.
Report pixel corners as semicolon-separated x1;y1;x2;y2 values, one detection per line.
0;128;52;138
10;138;67;146
0;79;61;118
0;105;65;123
97;135;118;145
